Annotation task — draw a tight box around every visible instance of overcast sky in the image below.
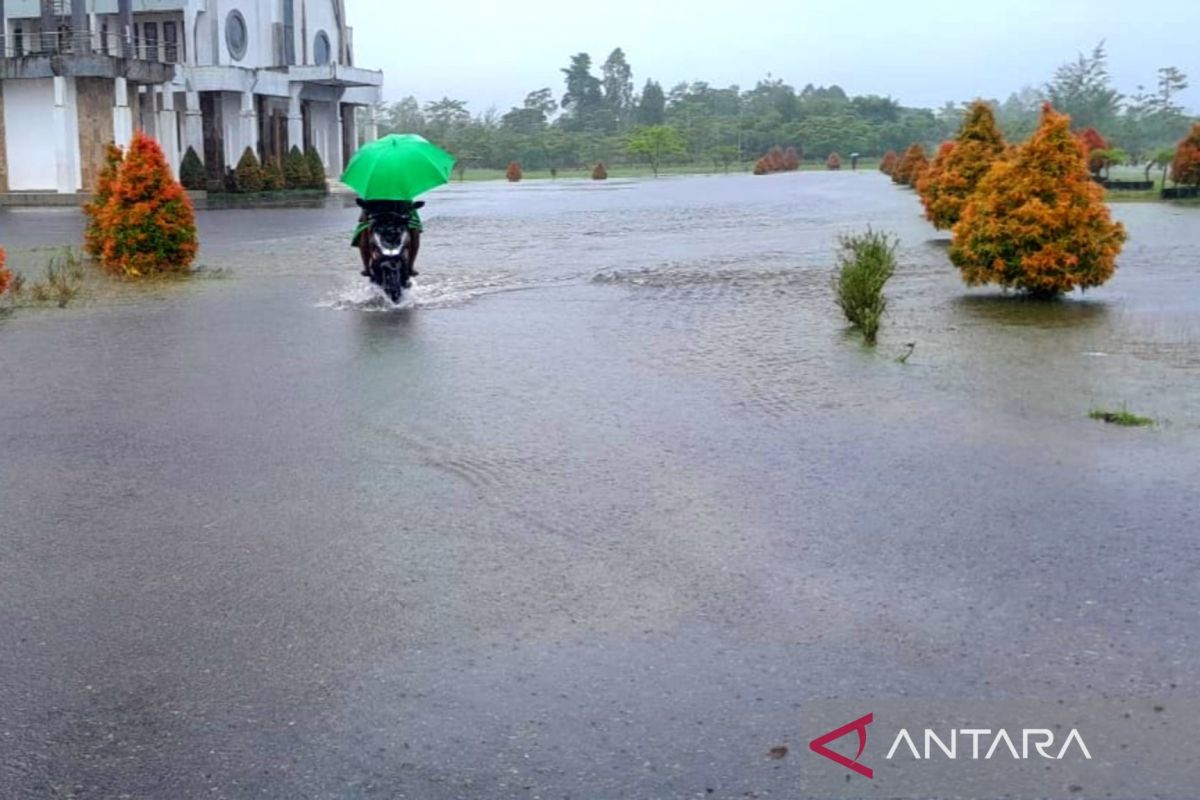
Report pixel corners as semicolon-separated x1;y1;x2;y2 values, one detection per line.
352;0;1198;115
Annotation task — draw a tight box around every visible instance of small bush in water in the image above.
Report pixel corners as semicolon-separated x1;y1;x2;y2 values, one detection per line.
834;228;897;345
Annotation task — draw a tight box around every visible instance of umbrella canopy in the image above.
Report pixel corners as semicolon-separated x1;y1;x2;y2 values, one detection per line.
341;134;456;201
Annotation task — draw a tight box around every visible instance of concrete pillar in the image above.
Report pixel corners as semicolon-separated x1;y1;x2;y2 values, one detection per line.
158;89;179;175
140;86;157;138
117;0;132;59
40;0;56;53
52;76;81;192
287;86;303;154
239;90;256;162
184;90;203;158
113;77;133;148
365;105;378;143
326;94;345;176
70;0;87;53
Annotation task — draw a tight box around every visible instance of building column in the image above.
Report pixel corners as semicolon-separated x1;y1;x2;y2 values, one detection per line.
52;76;81;193
326;94;345;176
183;91;203;158
364;104;378;143
287;86;303;154
113;77;133;148
239;90;256;161
158;89;179;176
141;86;158;138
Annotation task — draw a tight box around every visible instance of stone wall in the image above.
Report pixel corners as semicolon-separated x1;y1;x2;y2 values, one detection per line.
76;78;116;193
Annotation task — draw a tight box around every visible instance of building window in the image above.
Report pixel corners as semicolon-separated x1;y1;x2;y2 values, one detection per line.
13;27;23;56
144;22;158;61
225;10;248;61
163;21;178;62
313;31;331;66
100;23;109;55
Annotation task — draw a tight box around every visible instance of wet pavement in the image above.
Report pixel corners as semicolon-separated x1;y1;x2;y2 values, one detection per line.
1;174;1198;799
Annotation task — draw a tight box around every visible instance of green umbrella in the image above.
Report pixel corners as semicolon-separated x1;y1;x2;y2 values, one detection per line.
341;134;456;201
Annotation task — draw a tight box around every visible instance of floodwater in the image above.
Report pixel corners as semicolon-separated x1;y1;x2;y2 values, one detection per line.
1;174;1198;799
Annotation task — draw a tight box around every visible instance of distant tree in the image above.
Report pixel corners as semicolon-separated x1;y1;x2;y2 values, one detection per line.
1171;123;1200;188
711;145;738;173
506;161;523;182
561;53;604;129
1044;41;1123;131
950;104;1127;297
636;79;666;126
892;143;928;186
601;48;634;127
627;125;685;177
826;152;842;170
234;147;263;193
879;150;898;175
917;101;1007;229
1147;147;1176;184
84;143;124;259
1077;127;1110;177
592;162;608;180
179;146;206;191
284;146;309;189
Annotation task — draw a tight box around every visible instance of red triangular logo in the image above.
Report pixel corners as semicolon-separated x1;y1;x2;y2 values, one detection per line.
809;712;874;778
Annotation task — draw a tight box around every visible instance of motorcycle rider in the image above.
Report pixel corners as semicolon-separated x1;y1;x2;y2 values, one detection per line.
352;199;422;282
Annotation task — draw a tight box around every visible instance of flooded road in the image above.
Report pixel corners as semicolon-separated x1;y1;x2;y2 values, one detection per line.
1;174;1199;799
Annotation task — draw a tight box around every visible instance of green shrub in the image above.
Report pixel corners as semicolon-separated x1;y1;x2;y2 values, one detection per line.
304;147;327;190
833;228;897;345
261;158;285;191
284;146;309;189
234;147;263;193
179;146;206;191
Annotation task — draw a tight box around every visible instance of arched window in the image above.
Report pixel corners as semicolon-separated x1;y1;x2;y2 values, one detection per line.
225;10;248;61
313;31;331;66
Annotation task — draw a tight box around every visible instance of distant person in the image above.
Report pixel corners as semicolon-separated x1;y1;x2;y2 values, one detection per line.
851;154;860;171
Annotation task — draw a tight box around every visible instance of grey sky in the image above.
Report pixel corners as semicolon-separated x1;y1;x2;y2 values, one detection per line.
352;0;1198;115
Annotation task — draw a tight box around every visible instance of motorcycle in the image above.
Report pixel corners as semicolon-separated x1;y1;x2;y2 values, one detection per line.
357;199;424;303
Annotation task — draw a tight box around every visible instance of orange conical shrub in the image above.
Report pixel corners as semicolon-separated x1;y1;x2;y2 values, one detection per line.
1171;122;1200;188
1077;127;1109;177
97;131;198;276
879;150;898;176
592;162;608;180
0;247;11;297
950;104;1127;297
919;101;1006;229
84;143;125;259
893;143;928;186
917;141;955;217
506;161;523;182
826;152;841;170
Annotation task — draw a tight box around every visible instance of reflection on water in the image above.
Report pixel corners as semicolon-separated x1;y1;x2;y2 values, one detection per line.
953;293;1113;328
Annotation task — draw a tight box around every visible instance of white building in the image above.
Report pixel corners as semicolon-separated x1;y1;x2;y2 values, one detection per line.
0;0;382;194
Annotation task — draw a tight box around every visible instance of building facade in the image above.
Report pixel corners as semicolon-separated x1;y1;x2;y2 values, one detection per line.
0;0;382;193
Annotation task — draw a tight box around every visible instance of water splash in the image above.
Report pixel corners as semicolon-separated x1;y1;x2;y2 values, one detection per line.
318;270;530;312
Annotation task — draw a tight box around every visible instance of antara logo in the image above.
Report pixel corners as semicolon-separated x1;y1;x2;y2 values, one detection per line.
809;715;1092;778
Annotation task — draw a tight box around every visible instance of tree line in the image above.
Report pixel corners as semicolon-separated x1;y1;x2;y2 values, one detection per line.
371;44;1194;174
